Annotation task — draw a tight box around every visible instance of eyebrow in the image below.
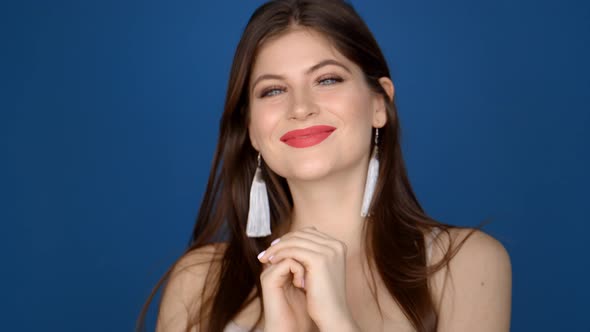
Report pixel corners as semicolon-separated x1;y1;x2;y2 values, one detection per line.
250;59;352;92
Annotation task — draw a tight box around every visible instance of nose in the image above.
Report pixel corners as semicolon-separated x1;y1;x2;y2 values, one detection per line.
288;87;319;120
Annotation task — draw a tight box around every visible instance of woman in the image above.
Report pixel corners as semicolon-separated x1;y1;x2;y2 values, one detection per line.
137;1;512;331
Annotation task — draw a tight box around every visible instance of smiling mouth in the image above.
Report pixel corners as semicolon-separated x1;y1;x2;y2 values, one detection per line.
280;125;336;148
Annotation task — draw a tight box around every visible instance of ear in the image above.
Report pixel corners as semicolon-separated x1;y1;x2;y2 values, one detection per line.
372;77;395;128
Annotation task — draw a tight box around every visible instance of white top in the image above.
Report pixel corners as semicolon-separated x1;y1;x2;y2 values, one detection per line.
224;321;263;332
223;227;442;332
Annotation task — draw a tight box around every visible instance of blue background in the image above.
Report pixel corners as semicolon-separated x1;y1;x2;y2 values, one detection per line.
2;0;588;331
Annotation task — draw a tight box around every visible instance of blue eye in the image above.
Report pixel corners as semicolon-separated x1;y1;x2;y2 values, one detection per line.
268;89;283;96
260;87;285;98
318;76;343;85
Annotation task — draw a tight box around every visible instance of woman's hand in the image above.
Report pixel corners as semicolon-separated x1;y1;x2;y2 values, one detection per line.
259;256;316;332
258;226;359;331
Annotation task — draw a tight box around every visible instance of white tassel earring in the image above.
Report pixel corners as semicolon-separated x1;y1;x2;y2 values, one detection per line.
246;153;271;237
361;128;380;217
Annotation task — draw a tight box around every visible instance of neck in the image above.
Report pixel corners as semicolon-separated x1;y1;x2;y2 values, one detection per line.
284;161;370;257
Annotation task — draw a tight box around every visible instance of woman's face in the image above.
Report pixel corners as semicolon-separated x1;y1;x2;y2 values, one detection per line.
248;28;390;181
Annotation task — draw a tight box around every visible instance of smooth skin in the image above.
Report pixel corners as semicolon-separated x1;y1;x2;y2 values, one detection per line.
248;27;390;331
155;26;512;332
258;226;355;331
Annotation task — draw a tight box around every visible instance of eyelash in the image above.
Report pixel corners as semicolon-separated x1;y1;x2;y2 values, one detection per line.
259;76;344;98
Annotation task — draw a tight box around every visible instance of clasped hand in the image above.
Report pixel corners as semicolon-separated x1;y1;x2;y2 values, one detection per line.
257;226;358;332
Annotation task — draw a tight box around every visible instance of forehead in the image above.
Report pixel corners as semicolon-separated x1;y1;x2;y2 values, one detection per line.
250;28;358;77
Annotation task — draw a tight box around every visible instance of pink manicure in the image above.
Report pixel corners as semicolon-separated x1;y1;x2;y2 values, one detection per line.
257;250;266;260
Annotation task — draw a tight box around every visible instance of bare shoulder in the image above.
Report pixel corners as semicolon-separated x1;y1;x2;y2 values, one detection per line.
429;228;512;331
449;228;511;279
429;227;511;270
172;242;228;275
432;228;510;264
156;242;229;332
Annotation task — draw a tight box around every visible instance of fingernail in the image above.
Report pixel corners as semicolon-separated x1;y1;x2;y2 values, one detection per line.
301;278;305;289
257;250;266;260
268;255;274;262
270;238;281;246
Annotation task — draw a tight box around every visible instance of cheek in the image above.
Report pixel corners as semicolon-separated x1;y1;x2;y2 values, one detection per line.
249;106;283;148
320;86;374;123
326;86;375;153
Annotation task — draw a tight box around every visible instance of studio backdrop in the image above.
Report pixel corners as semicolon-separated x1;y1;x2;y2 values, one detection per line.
2;0;588;331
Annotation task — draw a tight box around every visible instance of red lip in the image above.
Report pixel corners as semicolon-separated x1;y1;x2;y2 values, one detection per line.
280;125;336;148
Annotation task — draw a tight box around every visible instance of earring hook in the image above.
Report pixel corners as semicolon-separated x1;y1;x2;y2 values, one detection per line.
374;128;379;145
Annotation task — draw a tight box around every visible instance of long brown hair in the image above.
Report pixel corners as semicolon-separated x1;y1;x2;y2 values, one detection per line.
137;1;481;331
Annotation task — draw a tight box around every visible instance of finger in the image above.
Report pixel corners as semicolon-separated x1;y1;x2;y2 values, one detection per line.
273;234;328;250
260;257;306;289
272;226;342;250
264;246;323;271
260;232;339;264
279;226;330;240
300;227;348;253
259;236;325;264
299;226;332;239
276;229;331;245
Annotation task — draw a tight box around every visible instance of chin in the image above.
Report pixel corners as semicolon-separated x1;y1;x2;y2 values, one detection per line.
281;162;335;182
